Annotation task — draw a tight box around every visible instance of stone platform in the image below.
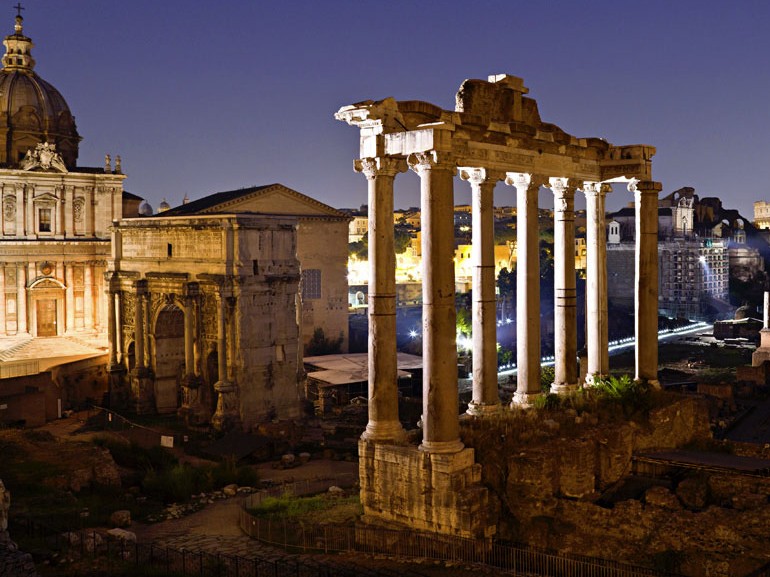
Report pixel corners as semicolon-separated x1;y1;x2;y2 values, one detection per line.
358;440;497;539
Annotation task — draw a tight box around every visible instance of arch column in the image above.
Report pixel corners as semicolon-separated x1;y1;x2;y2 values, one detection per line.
550;177;578;393
409;151;463;453
459;167;500;414
132;279;154;414
64;264;74;333
505;172;541;406
212;288;239;431
583;182;609;384
354;156;407;442
0;266;5;336
632;179;662;387
133;280;147;371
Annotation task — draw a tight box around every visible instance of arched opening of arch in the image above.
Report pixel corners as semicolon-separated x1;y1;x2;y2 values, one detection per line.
153;304;185;414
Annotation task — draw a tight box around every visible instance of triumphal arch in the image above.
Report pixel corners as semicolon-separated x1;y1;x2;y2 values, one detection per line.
336;74;661;538
106;214;303;431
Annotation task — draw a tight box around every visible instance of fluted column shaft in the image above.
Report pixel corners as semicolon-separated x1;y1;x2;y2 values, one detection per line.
410;151;462;453
216;292;227;383
551;178;578;393
107;287;118;366
355;157;407;442
506;172;541;405
460;167;500;414
584;182;609;383
633;180;662;387
134;281;147;370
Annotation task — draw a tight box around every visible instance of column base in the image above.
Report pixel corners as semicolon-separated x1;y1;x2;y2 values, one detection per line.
419;438;464;454
550;382;579;395
361;420;407;443
211;380;241;432
510;391;541;408
583;373;607;387
179;375;209;426
130;368;154;415
466;400;501;416
635;377;661;390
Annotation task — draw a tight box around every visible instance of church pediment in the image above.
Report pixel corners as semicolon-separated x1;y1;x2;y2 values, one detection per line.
33;192;59;204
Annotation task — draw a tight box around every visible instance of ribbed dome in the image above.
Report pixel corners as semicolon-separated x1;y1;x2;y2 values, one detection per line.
0;13;79;169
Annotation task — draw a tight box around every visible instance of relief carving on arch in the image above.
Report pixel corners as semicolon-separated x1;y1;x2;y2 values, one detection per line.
200;292;218;340
121;292;136;328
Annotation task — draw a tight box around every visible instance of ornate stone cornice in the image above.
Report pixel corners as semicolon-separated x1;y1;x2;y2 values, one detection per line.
354;157;407;180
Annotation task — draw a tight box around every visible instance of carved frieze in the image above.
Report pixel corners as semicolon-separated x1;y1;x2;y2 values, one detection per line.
200;292;218;340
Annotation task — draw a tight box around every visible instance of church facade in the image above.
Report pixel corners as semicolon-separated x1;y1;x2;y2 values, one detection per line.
0;12;135;342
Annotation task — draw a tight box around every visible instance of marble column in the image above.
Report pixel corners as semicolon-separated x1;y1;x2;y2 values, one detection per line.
16;263;26;334
354;156;407;442
460;167;500;414
84;263;94;331
184;295;195;378
409;151;463;453
134;280;147;371
106;284;118;367
583;182;609;385
632;179;662;387
15;186;24;236
550;177;578;393
212;289;239;430
506;172;541;405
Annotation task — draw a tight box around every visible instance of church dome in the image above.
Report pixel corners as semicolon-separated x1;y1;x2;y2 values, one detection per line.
0;12;79;169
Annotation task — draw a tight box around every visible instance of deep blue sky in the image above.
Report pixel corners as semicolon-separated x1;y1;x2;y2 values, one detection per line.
19;1;770;217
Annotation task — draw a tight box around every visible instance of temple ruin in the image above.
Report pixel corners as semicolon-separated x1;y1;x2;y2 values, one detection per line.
335;74;661;538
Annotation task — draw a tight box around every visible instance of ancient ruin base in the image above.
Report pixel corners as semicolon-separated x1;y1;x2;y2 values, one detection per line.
130;370;155;415
358;440;497;539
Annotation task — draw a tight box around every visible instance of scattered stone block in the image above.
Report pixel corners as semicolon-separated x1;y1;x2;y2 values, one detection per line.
299;452;311;464
223;484;238;497
106;528;136;542
109;510;131;528
644;486;681;510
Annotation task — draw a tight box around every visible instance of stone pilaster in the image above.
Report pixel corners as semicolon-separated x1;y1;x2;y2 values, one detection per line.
16;263;26;334
583;182;610;385
409;151;463;453
0;266;5;336
632;179;662;387
459;167;501;415
505;172;541;406
180;282;206;424
84;263;94;331
550;177;578;393
355;156;407;442
64;264;75;333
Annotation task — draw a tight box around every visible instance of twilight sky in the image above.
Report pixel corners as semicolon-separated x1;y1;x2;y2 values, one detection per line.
19;0;770;217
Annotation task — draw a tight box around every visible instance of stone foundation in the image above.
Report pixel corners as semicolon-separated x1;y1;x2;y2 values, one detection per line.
358;440;497;539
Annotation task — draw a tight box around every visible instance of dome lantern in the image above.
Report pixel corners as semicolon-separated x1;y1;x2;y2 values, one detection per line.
0;5;80;169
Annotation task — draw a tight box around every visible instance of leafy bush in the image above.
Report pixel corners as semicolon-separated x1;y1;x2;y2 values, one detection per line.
248;493;360;520
94;436;178;471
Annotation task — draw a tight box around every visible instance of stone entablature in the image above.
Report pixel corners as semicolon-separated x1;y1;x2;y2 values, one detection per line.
108;214;303;431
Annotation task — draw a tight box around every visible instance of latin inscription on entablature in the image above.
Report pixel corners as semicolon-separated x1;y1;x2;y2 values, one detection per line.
384;129;436;156
600;163;651;181
122;229;222;260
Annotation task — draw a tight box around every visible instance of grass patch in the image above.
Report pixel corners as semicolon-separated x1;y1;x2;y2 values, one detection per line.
248;493;361;523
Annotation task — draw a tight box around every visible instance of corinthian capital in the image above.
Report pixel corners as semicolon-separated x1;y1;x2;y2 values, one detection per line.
582;181;604;197
549;177;575;213
354;157;407;180
407;151;455;176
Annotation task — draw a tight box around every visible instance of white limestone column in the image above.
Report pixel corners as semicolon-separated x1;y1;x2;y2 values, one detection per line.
459;167;500;414
506;172;541;405
550;177;578;393
134;281;146;371
16;263;26;334
632;179;662;387
409;151;463;453
583;182;609;384
183;285;196;378
84;263;94;331
65;265;75;333
354;156;407;442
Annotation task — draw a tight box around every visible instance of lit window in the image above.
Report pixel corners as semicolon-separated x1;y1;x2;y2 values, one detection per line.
39;208;52;232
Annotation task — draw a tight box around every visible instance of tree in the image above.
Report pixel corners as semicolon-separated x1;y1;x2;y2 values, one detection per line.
348;232;368;260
